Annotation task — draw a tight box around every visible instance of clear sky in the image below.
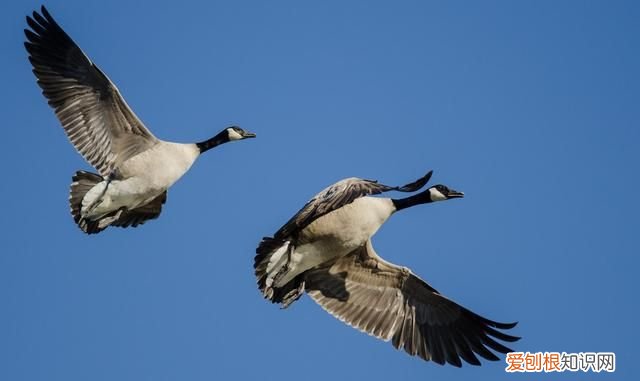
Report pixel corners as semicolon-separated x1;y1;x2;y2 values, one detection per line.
1;1;638;380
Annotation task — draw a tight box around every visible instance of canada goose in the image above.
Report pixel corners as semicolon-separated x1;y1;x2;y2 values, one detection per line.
24;7;255;234
254;171;519;367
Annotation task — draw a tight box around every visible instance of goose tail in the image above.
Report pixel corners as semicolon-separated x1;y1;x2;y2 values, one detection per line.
69;170;109;234
254;237;305;308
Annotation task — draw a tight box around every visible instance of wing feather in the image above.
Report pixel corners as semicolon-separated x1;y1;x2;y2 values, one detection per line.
305;241;519;366
25;6;157;176
111;191;167;228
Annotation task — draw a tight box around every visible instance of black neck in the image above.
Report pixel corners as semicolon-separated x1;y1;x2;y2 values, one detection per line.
392;189;433;211
196;131;229;153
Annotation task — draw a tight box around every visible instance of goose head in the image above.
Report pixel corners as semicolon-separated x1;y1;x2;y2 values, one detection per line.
196;126;256;153
225;126;256;141
427;184;464;202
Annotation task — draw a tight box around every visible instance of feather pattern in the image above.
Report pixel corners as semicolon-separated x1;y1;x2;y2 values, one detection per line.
24;6;157;177
305;241;519;367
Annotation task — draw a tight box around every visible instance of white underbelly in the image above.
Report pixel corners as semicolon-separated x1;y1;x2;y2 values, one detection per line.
300;197;394;247
81;178;161;219
81;142;200;219
117;142;200;189
275;197;395;286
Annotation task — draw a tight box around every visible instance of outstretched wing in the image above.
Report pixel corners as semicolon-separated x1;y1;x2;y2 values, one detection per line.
304;241;519;367
24;6;158;177
275;171;432;239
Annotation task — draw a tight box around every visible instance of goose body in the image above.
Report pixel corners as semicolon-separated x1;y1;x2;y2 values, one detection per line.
277;196;395;286
255;171;519;367
24;7;255;233
81;142;199;220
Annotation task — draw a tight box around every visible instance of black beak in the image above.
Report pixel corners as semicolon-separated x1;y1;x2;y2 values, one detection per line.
242;131;257;139
447;189;464;198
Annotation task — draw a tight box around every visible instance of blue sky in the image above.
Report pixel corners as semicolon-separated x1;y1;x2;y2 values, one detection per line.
1;1;638;380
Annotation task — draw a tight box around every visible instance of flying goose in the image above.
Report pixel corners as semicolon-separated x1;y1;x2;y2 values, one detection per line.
24;7;255;234
254;171;519;367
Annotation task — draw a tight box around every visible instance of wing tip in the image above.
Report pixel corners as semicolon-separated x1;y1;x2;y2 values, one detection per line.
396;170;434;192
480;316;518;330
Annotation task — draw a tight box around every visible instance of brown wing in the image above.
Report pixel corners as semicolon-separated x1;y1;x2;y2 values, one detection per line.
24;6;158;177
111;192;168;228
304;241;519;367
275;171;432;239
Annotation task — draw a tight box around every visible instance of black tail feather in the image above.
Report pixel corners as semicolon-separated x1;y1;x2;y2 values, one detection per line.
69;170;109;234
254;237;305;307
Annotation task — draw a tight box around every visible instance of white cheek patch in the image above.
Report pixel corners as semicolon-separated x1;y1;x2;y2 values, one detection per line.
429;188;447;201
227;129;244;141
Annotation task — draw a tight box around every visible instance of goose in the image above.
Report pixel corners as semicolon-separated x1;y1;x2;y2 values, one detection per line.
24;6;256;234
254;171;519;367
